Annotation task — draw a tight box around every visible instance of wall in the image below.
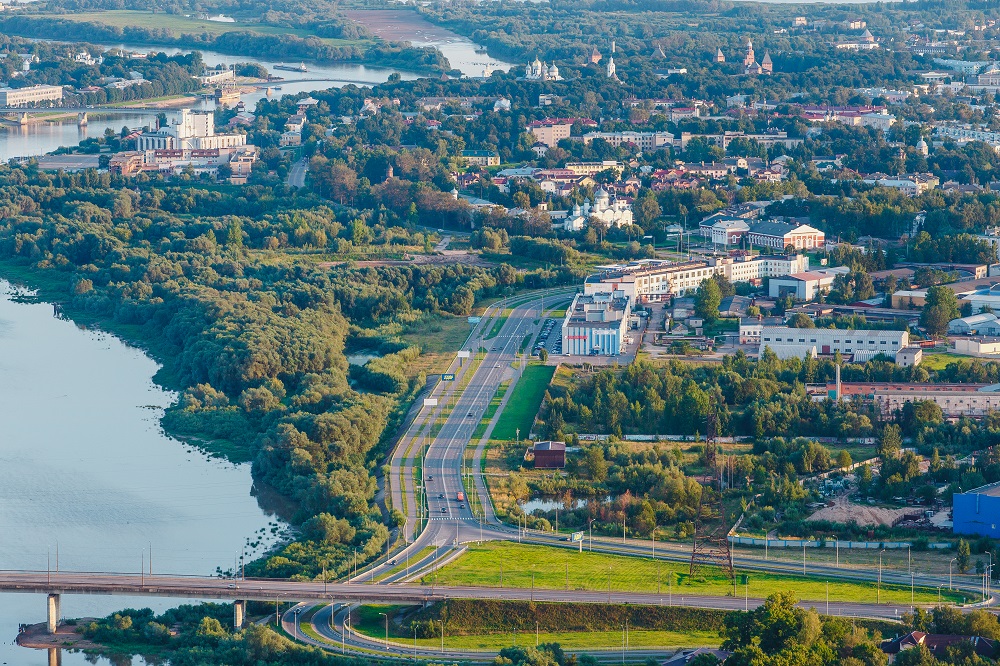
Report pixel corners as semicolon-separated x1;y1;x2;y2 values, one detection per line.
954;491;1000;539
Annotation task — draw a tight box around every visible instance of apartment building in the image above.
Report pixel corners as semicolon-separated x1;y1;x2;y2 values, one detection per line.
0;85;63;106
581;131;674;151
526;118;597;147
583;254;809;301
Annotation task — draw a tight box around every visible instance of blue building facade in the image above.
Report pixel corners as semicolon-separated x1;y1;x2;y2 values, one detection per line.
954;485;1000;539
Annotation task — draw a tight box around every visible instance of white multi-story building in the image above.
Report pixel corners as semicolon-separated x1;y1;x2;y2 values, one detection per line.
581;131;674;151
0;84;63;106
561;291;631;356
760;326;909;361
583;254;809;301
137;110;247;151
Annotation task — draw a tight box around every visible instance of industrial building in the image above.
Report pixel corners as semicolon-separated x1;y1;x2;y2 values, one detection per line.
760;327;909;362
0;84;64;106
954;482;1000;539
137;110;247;151
829;382;1000;417
561;291;631;356
768;271;837;300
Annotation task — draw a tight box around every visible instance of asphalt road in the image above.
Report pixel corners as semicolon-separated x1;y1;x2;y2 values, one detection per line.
286;158;308;188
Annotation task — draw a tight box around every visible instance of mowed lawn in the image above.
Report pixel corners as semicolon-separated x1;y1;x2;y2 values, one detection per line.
50;10;366;45
430;542;965;605
492;364;555;441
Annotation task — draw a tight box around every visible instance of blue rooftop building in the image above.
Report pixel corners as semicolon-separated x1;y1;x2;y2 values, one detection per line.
954;482;1000;539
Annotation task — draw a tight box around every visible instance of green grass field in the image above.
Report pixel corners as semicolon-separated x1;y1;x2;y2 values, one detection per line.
431;543;965;605
492;364;555;441
920;352;972;371
49;10;367;45
350;604;720;650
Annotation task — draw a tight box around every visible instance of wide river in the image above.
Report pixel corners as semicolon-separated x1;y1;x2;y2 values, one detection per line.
1;26;513;161
0;281;287;666
0;20;512;666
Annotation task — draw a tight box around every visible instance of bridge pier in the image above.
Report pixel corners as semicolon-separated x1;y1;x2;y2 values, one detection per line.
47;647;61;666
46;593;60;634
233;600;246;629
19;112;27;126
77;112;87;126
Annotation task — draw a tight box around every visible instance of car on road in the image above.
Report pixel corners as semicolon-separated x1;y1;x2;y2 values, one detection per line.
439;493;445;499
467;411;473;417
459;504;465;509
427;475;433;481
228;583;239;589
441;507;447;513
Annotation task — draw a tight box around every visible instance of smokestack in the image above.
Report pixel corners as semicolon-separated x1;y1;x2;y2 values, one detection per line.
835;364;842;402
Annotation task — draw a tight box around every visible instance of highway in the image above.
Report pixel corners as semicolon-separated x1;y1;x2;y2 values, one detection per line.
6;287;990;659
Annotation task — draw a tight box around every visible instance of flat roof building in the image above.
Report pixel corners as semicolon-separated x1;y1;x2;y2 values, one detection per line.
562;291;631;356
0;84;64;107
761;327;908;362
954;482;1000;539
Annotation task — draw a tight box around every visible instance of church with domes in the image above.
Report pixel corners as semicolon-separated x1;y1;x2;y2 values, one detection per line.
524;58;562;81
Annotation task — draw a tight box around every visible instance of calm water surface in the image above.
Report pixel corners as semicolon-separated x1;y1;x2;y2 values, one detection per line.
0;282;285;665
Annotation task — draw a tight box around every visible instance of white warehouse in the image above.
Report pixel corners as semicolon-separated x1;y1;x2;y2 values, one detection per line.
760;326;909;362
562;291;632;356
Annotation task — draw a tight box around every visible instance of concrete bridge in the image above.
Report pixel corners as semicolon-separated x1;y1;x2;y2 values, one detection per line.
0;569;922;635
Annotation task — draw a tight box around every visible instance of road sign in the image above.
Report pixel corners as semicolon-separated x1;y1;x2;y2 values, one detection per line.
423;398;438;407
467;316;482;324
570;531;585;542
442;373;455;381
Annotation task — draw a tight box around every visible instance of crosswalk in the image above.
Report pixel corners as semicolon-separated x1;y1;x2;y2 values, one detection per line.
427;515;480;522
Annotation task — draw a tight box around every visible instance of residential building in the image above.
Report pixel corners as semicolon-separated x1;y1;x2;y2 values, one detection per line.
461;150;500;167
561;291;632;356
863;173;939;196
198;68;235;85
581;131;674;151
746;221;825;251
583;254;809;301
564;161;621;177
760;327;908;361
673;131;801;151
137;110;246;151
0;84;63;106
527;118;597;147
768;271;836;300
109;146;257;183
954;484;1000;539
532;441;566;468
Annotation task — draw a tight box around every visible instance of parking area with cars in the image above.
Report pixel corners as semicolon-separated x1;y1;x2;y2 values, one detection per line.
531;318;561;357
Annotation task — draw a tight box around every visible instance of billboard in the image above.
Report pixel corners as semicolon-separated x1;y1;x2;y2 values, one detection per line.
442;373;455;381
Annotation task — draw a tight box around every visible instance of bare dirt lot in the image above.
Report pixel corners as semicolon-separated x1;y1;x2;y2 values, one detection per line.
342;9;466;43
806;496;912;527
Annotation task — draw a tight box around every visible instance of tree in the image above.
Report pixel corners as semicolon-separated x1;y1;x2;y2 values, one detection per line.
787;313;815;328
837;449;853;469
633;190;661;228
695;278;722;322
958;538;972;573
539;348;549;362
921;285;960;336
878;424;902;460
584;446;608;482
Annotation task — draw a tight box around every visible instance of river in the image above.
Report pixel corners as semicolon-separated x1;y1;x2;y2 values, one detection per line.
0;22;510;666
0;281;289;665
0;25;514;162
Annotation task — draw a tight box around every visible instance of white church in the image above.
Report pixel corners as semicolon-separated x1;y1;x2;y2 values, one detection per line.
524;57;561;81
559;188;633;232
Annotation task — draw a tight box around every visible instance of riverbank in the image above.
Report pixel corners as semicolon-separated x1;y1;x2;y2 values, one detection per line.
0;14;452;74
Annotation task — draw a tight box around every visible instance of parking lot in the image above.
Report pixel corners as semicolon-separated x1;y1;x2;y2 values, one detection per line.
530;317;561;358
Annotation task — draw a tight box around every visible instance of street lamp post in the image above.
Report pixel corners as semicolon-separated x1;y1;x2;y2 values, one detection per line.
950;558;957;590
878;550;885;604
379;612;388;650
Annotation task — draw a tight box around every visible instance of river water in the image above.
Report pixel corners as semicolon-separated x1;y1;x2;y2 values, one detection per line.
1;27;514;162
0;23;509;666
0;281;289;665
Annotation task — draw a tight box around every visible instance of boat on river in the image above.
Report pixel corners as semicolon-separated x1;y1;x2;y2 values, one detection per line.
274;62;308;73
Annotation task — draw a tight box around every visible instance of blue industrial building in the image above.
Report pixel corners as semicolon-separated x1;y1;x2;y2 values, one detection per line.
953;482;1000;539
